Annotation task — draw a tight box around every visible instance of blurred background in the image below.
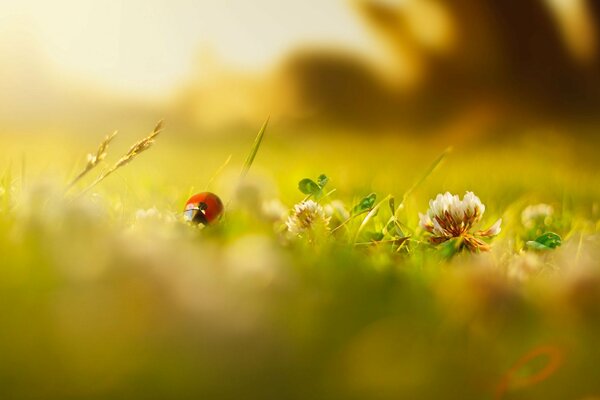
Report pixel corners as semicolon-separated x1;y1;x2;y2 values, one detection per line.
1;0;599;138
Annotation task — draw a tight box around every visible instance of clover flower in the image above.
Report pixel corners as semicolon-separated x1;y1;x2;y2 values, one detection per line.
521;203;553;228
286;200;331;237
419;191;501;252
261;199;288;223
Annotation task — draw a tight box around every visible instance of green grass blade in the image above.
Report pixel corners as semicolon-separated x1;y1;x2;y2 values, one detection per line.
205;154;232;191
400;146;452;206
240;117;269;179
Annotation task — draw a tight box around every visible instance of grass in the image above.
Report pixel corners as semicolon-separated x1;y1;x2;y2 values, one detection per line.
0;123;599;399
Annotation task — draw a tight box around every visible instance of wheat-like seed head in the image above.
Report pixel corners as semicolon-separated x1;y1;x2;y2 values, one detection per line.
79;120;164;194
91;130;118;165
114;120;163;168
68;130;118;188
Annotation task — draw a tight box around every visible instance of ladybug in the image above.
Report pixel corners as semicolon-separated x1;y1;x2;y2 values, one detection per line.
183;192;224;225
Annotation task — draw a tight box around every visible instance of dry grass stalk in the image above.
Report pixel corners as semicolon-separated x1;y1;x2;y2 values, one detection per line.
81;120;164;194
68;130;118;189
113;120;163;170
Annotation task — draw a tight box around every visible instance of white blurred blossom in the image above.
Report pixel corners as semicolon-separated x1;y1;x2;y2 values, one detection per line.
508;252;543;282
135;207;161;221
133;207;178;231
261;199;288;223
522;203;554;228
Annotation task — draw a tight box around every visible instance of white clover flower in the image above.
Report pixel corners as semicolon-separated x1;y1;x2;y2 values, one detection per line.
286;200;331;237
419;191;501;252
261;199;288;223
521;203;553;228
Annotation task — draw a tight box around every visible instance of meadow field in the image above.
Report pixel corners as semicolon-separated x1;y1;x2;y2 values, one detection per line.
2;1;600;398
1;121;600;399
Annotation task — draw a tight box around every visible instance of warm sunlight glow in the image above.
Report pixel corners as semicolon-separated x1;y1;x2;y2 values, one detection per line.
0;0;378;97
546;0;597;62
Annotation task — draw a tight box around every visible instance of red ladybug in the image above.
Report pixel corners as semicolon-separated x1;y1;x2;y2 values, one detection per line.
183;192;224;225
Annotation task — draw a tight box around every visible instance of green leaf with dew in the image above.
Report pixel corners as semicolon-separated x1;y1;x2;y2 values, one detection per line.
526;241;549;251
526;232;562;250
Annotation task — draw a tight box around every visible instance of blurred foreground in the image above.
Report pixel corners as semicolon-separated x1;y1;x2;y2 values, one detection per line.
1;125;600;399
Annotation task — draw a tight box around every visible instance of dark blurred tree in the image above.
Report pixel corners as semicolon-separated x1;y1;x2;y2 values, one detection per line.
359;0;600;110
463;0;596;108
280;0;600;129
585;0;600;69
279;49;400;129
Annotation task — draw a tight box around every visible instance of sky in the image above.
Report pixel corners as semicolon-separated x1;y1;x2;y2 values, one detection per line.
0;0;377;98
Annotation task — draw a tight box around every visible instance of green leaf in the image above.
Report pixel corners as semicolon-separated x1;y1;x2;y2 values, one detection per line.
317;174;329;189
298;174;329;198
298;178;321;196
526;241;548;251
352;193;377;215
440;237;464;259
526;232;562;250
